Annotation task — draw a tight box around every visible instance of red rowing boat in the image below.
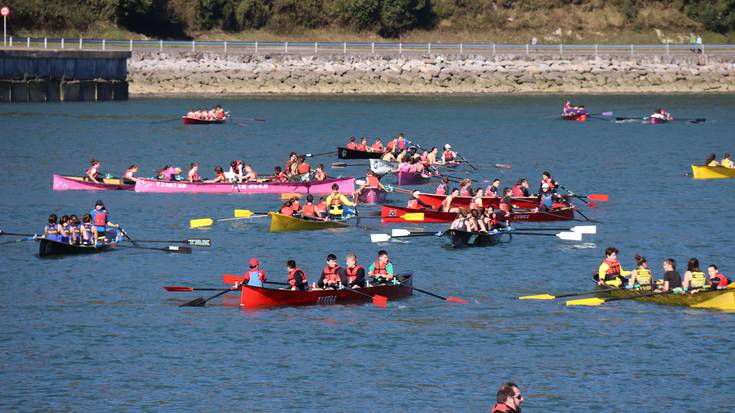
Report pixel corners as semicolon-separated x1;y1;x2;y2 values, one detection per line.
182;116;226;125
224;273;413;308
416;192;571;210
381;205;576;223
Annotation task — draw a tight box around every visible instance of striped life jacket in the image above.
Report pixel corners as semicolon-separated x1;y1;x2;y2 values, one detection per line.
635;267;653;289
690;271;706;289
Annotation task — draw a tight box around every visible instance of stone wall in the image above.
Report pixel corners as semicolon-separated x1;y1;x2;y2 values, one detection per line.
128;52;735;95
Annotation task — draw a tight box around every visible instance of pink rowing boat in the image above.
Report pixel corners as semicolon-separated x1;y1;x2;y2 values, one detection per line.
134;177;354;195
52;175;134;191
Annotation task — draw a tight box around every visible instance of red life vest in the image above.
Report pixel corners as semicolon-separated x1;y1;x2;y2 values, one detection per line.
316;202;327;213
297;163;310;174
288;268;307;287
711;272;729;288
315;171;326;181
280;206;294;216
605;258;621;275
274;171;287;182
233;160;244;172
357;143;368;151
406;199;420;209
511;185;524;197
443;150;454;162
435;184;447;196
397;137;406;149
346;142;358;150
491;403;514;413
499;199;511;213
345;265;364;284
542;177;556;189
189;171;200;181
371;143;383;152
87;166;99;179
93;210;107;227
459;186;471;197
322;265;342;283
387;140;397;152
301;203;317;217
372;259;389;275
366;175;380;187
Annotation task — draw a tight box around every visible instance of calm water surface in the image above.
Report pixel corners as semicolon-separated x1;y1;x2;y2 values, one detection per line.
1;95;734;412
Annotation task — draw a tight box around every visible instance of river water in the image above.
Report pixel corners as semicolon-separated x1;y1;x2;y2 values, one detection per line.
1;94;734;412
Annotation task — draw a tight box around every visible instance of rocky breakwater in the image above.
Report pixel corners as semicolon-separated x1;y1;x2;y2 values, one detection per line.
128;52;735;95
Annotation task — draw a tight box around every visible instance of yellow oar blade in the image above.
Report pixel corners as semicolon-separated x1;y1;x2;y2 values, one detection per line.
518;294;556;300
234;209;255;218
190;218;214;229
565;297;606;307
401;213;425;221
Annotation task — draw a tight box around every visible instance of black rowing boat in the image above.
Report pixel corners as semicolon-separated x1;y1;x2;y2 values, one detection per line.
337;147;384;160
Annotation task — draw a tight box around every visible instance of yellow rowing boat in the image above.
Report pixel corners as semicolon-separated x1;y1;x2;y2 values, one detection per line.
596;285;735;311
691;165;735;179
268;212;350;232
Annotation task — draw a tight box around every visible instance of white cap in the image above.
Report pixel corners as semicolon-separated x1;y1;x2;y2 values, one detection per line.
444;144;452;149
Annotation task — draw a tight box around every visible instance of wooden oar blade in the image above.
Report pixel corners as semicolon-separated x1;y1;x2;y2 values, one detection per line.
370;233;391;243
571;225;597;235
234;209;255;218
180;297;207;307
190;218;214;229
556;231;583;241
446;296;468;304
518;294;556;300
587;194;608;202
164;286;194;292
565;297;606;306
401;213;425;221
372;294;388;307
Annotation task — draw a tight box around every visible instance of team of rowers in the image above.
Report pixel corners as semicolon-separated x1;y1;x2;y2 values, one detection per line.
346;134;462;166
704;152;734;168
43;200;117;246
235;250;399;291
278;184;356;221
649;108;673;121
184;105;228;121
596;247;730;292
563;101;674;121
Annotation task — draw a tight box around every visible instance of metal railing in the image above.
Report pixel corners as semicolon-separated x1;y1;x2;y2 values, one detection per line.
3;36;732;56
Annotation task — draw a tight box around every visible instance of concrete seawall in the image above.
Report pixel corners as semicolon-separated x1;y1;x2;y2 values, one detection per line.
128;52;735;95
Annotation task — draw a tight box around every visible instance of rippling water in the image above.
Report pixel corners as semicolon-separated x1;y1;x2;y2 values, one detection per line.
1;94;734;412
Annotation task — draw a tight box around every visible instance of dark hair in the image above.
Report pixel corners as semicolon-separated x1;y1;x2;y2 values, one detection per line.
190;162;198;168
82;213;91;223
90;159;99;165
708;263;719;271
128;164;137;170
331;183;339;191
496;382;519;404
635;254;647;266
542;171;551;178
306;194;314;202
327;253;337;261
664;258;677;270
493;179;501;184
275;166;282;172
215;166;224;173
317;163;324;169
48;214;58;224
724;153;731;159
287;259;296;268
605;247;619;257
349;137;355;141
378;250;388;257
70;214;79;224
687;258;701;273
61;215;69;223
705;153;716;164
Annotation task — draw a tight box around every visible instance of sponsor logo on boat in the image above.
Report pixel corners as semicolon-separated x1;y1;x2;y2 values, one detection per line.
317;295;337;305
235;184;269;190
389;210;397;217
514;214;529;219
188;239;211;247
154;182;188;189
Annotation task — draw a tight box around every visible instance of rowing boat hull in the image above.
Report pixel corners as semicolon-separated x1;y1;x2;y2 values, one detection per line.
561;113;587;121
357;188;388;204
269;212;350;232
239;274;413;308
52;175;134;191
337;147;383;159
134;177;354;194
182;116;226;125
395;171;432;186
510;206;576;222
596;286;735;311
37;230;120;257
416;192;571;210
445;230;509;248
380;205;575;223
691;165;735;179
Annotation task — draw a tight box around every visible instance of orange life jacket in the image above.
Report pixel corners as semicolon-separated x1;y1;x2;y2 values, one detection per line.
366;175;380;187
93;210;107;227
297;163;310;174
346;142;358;150
435;184;447;196
511;185;524;197
322;265;342;283
387;140;397;152
443;150;454;161
373;259;389;275
316;202;327;213
605;258;621;275
357;143;368;151
301;203;317;217
315;171;326;181
542;177;556;189
345;265;364;284
280;206;294;216
288;268;307;287
371;143;383;152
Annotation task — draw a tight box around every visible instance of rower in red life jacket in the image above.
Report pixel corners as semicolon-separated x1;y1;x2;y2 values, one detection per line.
122;165;138;183
316;197;327;215
491;382;523;413
386;137;398;153
86;159;102;183
239;258;267;288
271;166;288;182
318;254;343;289
187;162;200;182
707;264;730;289
540;171;558;193
396;133;407;151
459;178;473;197
340;253;366;288
486;179;501;197
44;214;61;242
511;178;530;197
90;200;118;242
499;187;513;213
371;138;384;153
287;259;308;291
354;170;386;197
296;156;310;176
596;246;631;287
346;137;358;150
299;194;324;219
314;164;327;181
279;200;295;216
289;196;301;212
368;250;395;284
243;164;258;182
207;166;226;183
442;144;456;164
435;176;449;195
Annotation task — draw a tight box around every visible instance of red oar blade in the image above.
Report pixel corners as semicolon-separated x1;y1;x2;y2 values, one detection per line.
446;296;468;304
587;194;608;202
587;202;598;208
164;286;194;292
372;295;388;307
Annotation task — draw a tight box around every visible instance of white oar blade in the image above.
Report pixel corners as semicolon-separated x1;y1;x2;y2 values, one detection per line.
557;231;583;241
355;179;366;186
391;229;411;237
370;234;391;243
571;225;596;235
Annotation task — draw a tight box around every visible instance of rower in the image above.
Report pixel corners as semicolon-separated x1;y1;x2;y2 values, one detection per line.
80;213;97;245
435;176;449;196
318;254;342;289
381;150;396;162
486;179;501;197
91;200;118;242
705;153;719;167
230;160;245;182
596;247;631;287
368;250;395;284
207;166;227;183
341;253;366;288
44;214;60;241
721;153;734;168
279;200;295;216
355;170;386;196
371;138;384;153
459;178;473;197
441;188;460;213
450;209;468;231
426;147;438;166
682;257;707;291
651;108;673;121
406;190;431;209
471;188;484;210
240;258;267;288
296;156;310;178
160;165;182;181
396;133;407;151
707;264;730;289
316;197;327;215
86;159;102;183
357;137;369;152
499;187;513;214
68;215;82;244
467;209;484;232
563;100;573;115
540;171;558;193
627;255;653;290
272;166;288;182
325;183;355;220
511;179;530;197
661;258;682;292
300;194;323;219
287;259;308;291
314;164;327;181
59;215;71;244
187;162;200;182
395;148;409;163
289;196;301;213
442;144;456;164
285;152;298;175
122;165;138;183
346;137;358;150
243;164;258;182
537;184;554;212
386;136;398;153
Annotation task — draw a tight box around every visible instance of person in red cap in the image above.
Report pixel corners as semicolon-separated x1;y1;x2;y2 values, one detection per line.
241;258;267;287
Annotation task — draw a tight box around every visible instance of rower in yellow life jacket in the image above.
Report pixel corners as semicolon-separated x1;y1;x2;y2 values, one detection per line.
627;255;653;290
596;247;631;287
682;257;707;290
325;183;355;219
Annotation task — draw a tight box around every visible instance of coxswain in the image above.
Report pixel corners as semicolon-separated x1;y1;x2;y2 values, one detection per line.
325;183;355;220
207;166;227;183
341;253;366;288
486;179;501;197
86;159;102;183
230;160;245;182
511;179;530;197
243;164;258;182
704;153;719;167
491;382;523;413
442;144;456;164
499;187;514;213
300;194;323;219
346;137;358;150
318;254;342;289
596;247;631;287
44;214;61;241
537;184;554;212
540;171;557;192
707;264;730;289
371;138;384;153
682;257;707;291
91;200;118;242
441;188;460;213
627;255;653;290
721;153;734;168
239;258;267;288
187;162;200;182
354;170;386;196
59;215;71;244
68;215;81;244
287;259;308;291
279;200;295;216
314;164;327;181
661;258;682;292
357;137;369;152
122;165;138;183
368;250;395;284
272;166;288;182
80;213;97;245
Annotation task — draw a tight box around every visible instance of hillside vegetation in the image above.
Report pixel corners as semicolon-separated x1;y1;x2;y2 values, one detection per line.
6;0;735;43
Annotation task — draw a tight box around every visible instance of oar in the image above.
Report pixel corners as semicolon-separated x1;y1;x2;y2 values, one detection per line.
557;185;599;208
131;238;212;247
233;209;270;218
370;229;444;243
305;151;335;158
512;231;583;241
0;230;37;237
180;286;237;307
383;185;413;194
332;162;369;169
572;208;600;223
119;227;140;247
341;287;387;307
512;225;596;233
164;286;224;292
149;117;181;124
456;153;478;171
566;290;672;307
190;210;268;228
616;116;646;121
395;278;467;304
116;244;193;254
519;286;620;300
0;236;38;246
588;111;613;117
672;118;706;124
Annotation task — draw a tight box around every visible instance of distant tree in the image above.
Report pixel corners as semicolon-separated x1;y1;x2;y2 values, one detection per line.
684;0;735;33
235;0;271;30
